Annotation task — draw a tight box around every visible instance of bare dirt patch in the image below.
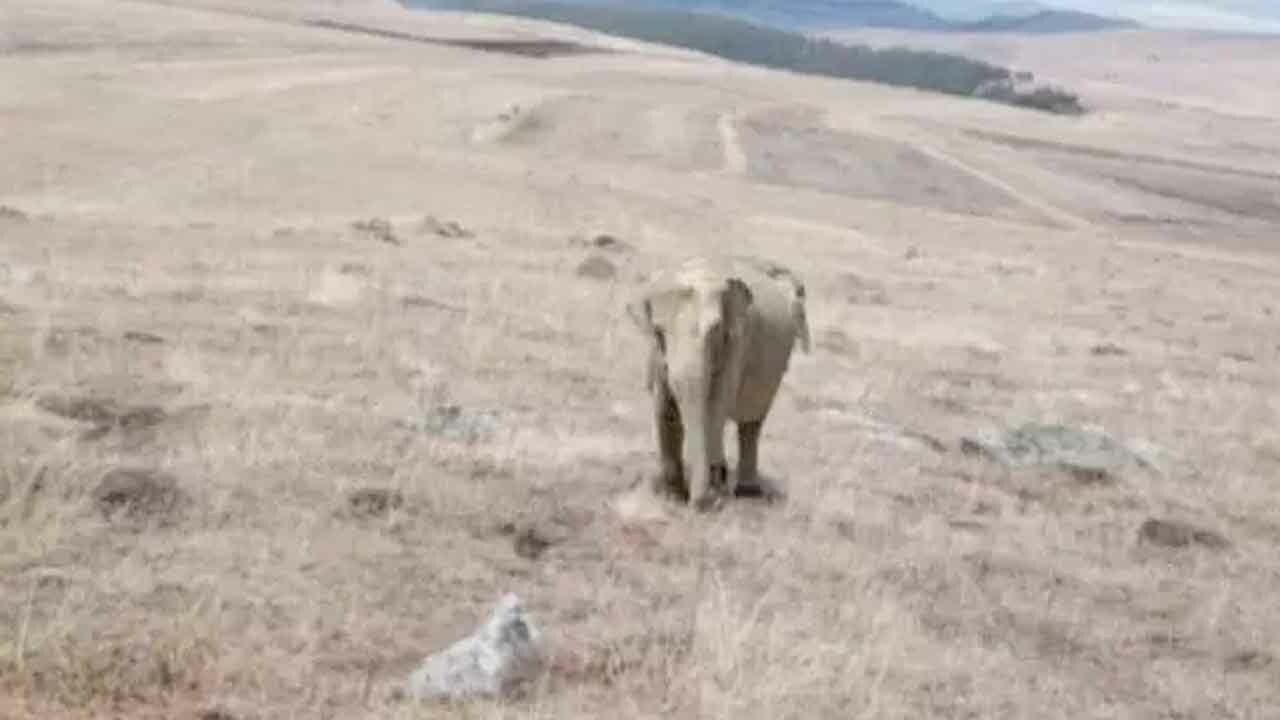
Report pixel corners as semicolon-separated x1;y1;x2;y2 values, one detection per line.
736;107;1028;218
36;394;169;433
305;19;608;58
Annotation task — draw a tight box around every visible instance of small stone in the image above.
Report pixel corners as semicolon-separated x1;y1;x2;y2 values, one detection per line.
123;330;166;345
512;527;553;560
352;218;399;245
1224;649;1273;673
1055;462;1115;486
93;468;185;522
1137;518;1229;550
590;233;631;252
0;205;29;222
419;215;473;239
411;404;500;443
1090;342;1128;357
346;487;404;519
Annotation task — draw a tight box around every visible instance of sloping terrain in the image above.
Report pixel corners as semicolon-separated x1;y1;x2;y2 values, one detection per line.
1;1;1278;718
825;26;1280;118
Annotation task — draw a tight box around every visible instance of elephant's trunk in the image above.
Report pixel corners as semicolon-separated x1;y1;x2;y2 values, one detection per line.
675;324;730;509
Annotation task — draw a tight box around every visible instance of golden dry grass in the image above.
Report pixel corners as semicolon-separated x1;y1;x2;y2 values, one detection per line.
1;1;1279;718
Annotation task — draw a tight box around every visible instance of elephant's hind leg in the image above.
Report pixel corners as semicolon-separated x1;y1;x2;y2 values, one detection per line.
734;419;764;497
653;381;687;500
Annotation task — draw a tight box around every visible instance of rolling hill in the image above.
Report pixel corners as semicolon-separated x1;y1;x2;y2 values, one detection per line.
2;0;1278;718
415;0;1138;32
957;9;1140;32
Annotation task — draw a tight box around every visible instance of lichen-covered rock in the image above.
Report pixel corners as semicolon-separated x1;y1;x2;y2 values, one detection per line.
405;593;544;702
960;422;1159;479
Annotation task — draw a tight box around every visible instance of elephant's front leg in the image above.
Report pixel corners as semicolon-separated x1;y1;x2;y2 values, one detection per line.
734;419;763;497
651;380;686;500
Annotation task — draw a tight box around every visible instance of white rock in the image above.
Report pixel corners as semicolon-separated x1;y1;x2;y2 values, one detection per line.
405;593;544;701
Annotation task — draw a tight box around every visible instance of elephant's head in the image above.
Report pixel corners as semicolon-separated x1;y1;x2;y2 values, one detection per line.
627;265;754;508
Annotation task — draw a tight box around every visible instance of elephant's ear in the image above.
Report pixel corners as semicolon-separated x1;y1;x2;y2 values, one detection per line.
639;283;694;339
624;296;651;335
627;283;692;391
791;279;811;354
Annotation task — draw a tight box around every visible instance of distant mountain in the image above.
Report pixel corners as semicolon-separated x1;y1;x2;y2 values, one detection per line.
512;1;955;31
414;0;1139;34
956;9;1140;33
921;1;1049;20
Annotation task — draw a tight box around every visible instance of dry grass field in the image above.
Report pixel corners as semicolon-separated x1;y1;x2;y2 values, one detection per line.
2;1;1279;718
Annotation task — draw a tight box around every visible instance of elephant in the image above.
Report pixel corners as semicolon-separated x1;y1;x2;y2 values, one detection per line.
625;255;811;511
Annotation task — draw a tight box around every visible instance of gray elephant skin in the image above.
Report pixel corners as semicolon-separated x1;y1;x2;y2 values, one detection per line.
626;255;811;511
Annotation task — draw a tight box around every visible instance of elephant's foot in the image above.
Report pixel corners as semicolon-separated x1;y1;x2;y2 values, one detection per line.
709;462;729;495
651;462;688;502
691;464;730;513
731;470;783;501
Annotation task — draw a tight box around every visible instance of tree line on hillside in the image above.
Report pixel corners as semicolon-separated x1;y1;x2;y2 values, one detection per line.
414;0;1085;115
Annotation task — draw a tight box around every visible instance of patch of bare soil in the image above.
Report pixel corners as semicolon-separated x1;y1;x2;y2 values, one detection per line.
736;107;1026;217
36;394;169;434
305;19;608;58
961;128;1280;182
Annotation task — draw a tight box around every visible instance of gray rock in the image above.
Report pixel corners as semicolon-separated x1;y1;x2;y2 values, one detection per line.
352;217;399;245
93;467;186;524
405;404;501;443
1090;342;1128;357
1138;517;1229;550
589;233;631;252
345;487;404;519
960;422;1157;479
406;593;544;702
419;215;474;239
0;205;29;222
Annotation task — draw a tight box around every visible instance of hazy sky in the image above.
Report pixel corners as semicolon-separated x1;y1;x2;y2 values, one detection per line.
1070;0;1280;31
919;0;1280;31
